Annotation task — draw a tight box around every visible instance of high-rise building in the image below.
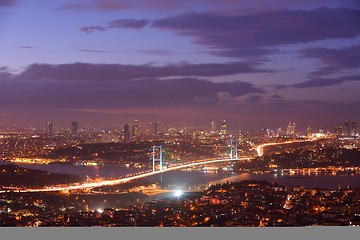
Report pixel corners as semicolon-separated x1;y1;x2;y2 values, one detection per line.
152;122;159;135
333;125;343;136
71;122;78;135
262;128;270;138
123;124;130;142
306;126;312;136
351;121;357;136
132;120;139;138
344;120;350;136
211;119;216;133
46;121;53;135
220;120;227;135
286;122;296;136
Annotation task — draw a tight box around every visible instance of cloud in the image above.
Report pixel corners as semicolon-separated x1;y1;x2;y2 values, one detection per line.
291;75;360;88
55;0;360;12
14;62;272;81
302;45;360;76
0;0;16;7
0;75;264;110
1;65;359;129
80;19;149;33
17;45;37;49
152;8;360;59
76;48;119;53
79;26;107;34
108;19;149;29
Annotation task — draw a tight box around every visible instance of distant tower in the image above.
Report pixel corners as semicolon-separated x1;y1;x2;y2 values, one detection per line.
46;121;53;135
221;120;227;136
333;125;343;136
152;122;159;135
286;122;296;136
306;126;312;136
132;120;139;138
123;124;130;142
211;119;216;133
262;128;270;138
344;121;350;136
351;121;357;136
71;122;78;135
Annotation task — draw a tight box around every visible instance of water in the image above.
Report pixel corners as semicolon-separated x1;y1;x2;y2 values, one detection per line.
0;162;140;178
144;171;360;189
2;161;360;189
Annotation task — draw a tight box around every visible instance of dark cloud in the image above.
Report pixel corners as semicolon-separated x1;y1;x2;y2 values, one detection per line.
80;19;148;33
291;75;360;88
245;95;262;103
108;19;149;29
302;45;360;76
14;62;272;81
79;26;107;34
17;45;37;49
55;1;128;11
0;76;263;109
0;0;16;7
76;48;119;53
1;65;359;130
54;0;360;12
152;8;360;59
270;94;283;99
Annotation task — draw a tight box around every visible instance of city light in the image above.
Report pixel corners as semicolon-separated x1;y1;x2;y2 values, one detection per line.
174;190;183;197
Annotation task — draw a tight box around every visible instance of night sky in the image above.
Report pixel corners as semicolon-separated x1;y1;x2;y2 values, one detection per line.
0;0;359;131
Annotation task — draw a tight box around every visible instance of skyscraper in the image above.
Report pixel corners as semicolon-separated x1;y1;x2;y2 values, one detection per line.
211;119;216;133
220;120;227;135
46;121;53;135
132;120;139;138
344;120;350;136
306;126;312;136
152;122;159;135
286;122;296;136
71;122;78;135
123;124;130;142
351;121;357;136
333;125;343;136
262;128;270;138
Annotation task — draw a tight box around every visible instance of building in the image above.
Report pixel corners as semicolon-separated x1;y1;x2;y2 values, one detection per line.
220;120;227;136
123;124;130;142
46;121;53;135
152;122;159;135
333;125;343;136
71;122;78;135
262;128;271;138
351;121;357;136
344;121;350;136
286;122;296;136
211;119;216;133
132;120;139;138
306;126;312;136
101;131;120;143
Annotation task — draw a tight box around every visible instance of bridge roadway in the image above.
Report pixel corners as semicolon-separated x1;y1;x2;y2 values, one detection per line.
0;157;251;193
255;139;312;157
1;139;313;193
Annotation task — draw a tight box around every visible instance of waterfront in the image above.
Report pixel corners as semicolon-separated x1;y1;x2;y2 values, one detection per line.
2;161;360;189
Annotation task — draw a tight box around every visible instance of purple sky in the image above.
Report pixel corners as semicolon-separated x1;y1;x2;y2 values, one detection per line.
0;0;360;131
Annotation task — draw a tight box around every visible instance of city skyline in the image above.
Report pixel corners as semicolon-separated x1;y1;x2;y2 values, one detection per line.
0;0;360;130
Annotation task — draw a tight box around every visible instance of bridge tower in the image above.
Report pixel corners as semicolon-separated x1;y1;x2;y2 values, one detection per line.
229;139;238;160
152;146;163;172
